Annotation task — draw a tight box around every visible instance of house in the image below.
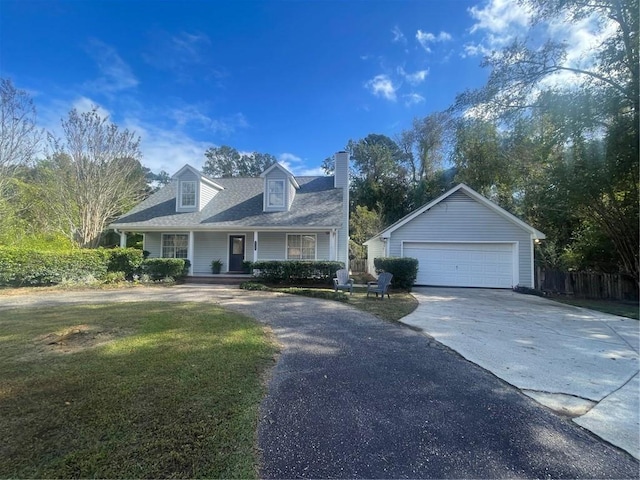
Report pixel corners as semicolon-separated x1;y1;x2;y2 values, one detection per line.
110;152;350;275
364;183;545;289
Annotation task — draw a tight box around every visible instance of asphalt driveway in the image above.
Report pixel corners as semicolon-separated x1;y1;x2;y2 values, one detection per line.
1;285;638;477
403;287;640;460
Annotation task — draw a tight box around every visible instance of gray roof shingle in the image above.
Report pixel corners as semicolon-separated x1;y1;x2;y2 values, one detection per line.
111;176;344;230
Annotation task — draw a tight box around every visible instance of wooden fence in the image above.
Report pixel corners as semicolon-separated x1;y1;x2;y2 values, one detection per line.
350;258;367;273
536;267;638;301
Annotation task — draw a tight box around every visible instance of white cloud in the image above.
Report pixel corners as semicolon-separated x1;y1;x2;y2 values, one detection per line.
278;152;303;164
297;166;326;176
84;38;138;93
404;93;425;106
468;0;531;37
276;153;325;176
169;105;248;135
72;96;111;118
365;74;397;101
123;118;211;173
392;25;406;44
142;30;226;83
416;30;452;53
405;69;429;85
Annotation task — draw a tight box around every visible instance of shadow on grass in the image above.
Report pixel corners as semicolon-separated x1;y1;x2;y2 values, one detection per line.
0;302;278;479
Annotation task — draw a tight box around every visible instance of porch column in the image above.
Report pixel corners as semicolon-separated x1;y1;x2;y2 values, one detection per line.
253;231;259;263
119;231;127;248
188;231;194;276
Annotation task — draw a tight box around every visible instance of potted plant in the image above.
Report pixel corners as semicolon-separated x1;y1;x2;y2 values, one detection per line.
211;259;223;274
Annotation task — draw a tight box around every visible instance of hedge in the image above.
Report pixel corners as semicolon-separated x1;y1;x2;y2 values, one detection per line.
140;258;187;280
373;257;419;291
0;247;110;287
251;260;344;285
106;248;145;280
0;247;147;287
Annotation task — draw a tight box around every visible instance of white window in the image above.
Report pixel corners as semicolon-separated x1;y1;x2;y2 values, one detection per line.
162;234;189;259
180;181;197;208
287;234;316;260
267;180;285;207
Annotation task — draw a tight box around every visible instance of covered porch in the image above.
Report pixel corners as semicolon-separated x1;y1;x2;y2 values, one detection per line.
116;228;342;275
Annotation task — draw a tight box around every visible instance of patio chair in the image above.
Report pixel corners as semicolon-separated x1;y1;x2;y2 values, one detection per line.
367;272;393;300
333;269;354;294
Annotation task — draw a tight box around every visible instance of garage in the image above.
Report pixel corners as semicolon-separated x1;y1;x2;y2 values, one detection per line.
403;242;515;288
364;184;546;288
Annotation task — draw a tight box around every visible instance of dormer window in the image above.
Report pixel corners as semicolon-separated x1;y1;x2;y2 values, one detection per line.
267;180;285;208
180;181;197;208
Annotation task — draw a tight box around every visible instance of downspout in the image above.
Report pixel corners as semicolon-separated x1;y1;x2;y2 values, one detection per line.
113;228;127;248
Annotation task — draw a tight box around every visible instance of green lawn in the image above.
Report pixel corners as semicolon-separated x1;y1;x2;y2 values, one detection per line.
549;296;639;320
257;284;419;322
0;302;278;479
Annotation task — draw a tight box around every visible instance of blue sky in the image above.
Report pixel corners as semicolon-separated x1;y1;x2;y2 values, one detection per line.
1;0;602;175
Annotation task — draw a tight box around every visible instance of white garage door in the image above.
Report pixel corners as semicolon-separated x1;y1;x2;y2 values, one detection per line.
403;242;515;288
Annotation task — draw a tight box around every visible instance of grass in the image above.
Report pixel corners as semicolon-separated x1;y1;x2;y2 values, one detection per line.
346;287;419;321
0;302;278;479
241;282;419;322
549;296;639;320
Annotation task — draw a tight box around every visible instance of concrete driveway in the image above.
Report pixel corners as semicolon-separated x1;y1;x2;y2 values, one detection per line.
403;287;640;459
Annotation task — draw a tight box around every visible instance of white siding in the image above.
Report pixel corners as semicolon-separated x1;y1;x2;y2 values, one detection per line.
366;237;385;275
200;182;218;208
144;233;162;257
193;232;227;274
316;232;330;259
258;232;286;260
337;189;349;270
287;178;296;210
389;190;534;287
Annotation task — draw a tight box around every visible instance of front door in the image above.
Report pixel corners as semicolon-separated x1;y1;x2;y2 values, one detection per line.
229;235;245;272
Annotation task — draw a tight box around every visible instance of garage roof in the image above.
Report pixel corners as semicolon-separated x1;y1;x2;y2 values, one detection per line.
367;183;546;242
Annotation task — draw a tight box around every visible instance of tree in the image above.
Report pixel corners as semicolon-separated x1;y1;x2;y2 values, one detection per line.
47;107;146;248
453;0;639;281
0;78;43;198
349;205;383;259
453;118;517;209
398;112;454;209
203;145;276;177
348;134;410;225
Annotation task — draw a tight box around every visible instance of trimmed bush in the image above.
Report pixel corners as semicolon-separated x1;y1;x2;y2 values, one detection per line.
0;247;110;287
106;248;144;279
373;257;419;291
251;260;344;285
140;258;186;281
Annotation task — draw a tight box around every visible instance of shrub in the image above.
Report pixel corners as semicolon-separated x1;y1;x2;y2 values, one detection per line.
103;271;127;284
239;281;271;291
183;259;191;276
106;248;144;279
374;257;418;291
140;258;186;281
251;260;344;285
0;247;110;287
